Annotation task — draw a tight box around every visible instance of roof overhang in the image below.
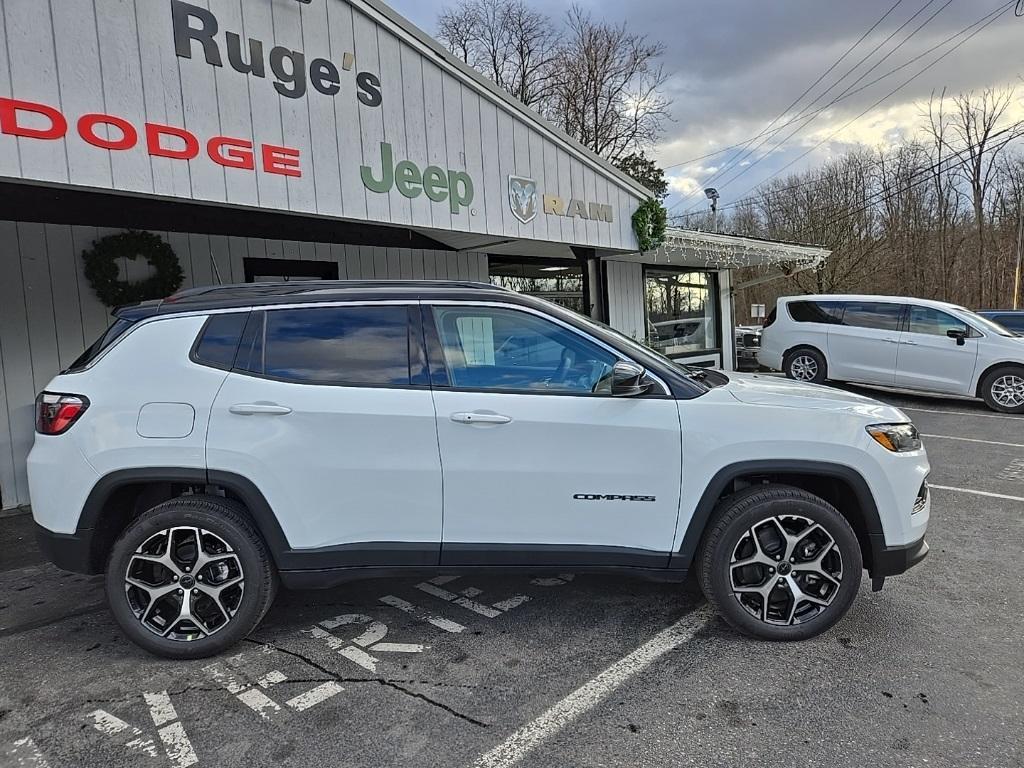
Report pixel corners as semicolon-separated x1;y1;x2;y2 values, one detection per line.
611;228;831;270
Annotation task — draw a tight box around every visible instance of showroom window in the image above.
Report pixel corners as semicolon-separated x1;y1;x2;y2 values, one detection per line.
488;257;585;314
643;268;720;358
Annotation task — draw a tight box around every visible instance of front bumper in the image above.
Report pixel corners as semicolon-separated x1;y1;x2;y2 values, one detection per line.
870;534;929;578
35;522;99;574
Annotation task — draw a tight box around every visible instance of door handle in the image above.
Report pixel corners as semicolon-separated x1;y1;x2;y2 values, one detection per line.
450;411;512;425
883;338;900;344
229;403;293;416
902;340;918;346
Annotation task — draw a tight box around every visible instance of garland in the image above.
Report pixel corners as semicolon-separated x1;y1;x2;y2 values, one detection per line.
83;230;184;307
631;197;667;252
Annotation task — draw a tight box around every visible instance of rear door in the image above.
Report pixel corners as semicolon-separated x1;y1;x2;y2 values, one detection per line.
895;305;979;394
826;301;904;385
206;303;443;560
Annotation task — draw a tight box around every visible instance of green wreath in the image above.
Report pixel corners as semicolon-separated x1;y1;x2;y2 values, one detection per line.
631;197;667;252
83;230;184;307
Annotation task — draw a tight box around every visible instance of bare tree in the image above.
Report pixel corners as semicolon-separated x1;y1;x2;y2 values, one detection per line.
437;0;560;109
437;2;671;162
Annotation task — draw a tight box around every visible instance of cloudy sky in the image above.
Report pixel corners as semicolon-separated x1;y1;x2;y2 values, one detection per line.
386;0;1024;219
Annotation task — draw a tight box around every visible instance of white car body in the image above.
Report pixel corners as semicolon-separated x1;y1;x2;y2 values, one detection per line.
760;294;1024;401
29;283;929;596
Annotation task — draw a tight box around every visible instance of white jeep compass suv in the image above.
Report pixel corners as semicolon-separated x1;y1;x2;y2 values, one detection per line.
29;281;930;658
760;294;1024;412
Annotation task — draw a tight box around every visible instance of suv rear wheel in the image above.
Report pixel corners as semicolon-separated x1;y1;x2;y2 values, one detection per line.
980;365;1024;414
697;484;862;641
783;347;827;384
105;495;277;659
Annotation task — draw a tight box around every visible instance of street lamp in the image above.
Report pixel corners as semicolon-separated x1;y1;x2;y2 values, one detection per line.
704;187;720;233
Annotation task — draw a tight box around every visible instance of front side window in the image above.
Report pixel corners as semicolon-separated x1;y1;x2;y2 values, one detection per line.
839;302;902;331
644;269;719;358
262;305;411;385
432;306;617;393
907;306;969;337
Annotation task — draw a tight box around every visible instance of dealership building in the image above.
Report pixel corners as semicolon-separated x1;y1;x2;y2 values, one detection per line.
0;0;828;510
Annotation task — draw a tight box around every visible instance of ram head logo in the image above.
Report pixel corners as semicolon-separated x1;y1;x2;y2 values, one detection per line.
508;175;538;224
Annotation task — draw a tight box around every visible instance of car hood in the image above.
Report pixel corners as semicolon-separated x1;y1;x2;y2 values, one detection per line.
721;372;910;421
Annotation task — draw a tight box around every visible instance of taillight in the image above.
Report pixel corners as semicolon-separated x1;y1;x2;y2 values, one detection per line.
35;393;90;435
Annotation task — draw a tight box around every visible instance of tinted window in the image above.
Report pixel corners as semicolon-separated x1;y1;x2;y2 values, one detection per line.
839;302;902;331
907;306;968;337
65;317;135;372
995;314;1024;333
788;300;844;324
193;313;248;368
432;306;617;393
262;306;411;385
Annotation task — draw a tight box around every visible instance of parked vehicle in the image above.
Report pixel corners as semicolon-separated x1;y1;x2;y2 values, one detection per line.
760;295;1024;413
977;310;1024;336
735;325;762;371
30;281;929;658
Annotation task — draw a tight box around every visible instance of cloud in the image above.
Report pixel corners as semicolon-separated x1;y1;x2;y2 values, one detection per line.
387;0;1024;210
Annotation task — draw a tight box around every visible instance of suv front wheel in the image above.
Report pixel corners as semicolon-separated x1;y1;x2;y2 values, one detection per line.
697;485;862;641
105;495;277;659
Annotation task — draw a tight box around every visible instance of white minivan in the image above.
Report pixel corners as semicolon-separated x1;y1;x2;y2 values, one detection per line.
760;295;1024;413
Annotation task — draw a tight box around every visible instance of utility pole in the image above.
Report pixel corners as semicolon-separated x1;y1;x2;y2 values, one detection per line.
1016;205;1023;310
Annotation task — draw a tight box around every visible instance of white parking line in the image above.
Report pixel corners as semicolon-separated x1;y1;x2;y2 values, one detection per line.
922;434;1024;449
900;405;1021;420
930;484;1024;502
472;607;711;768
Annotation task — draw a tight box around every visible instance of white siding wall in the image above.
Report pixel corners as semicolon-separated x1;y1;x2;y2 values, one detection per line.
606;260;645;342
0;0;640;250
0;219;486;509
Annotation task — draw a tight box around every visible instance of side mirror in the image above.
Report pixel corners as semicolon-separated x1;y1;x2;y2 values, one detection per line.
946;329;967;346
611;360;651;397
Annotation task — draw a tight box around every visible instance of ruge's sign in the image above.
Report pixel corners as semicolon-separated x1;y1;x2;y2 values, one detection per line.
171;0;382;106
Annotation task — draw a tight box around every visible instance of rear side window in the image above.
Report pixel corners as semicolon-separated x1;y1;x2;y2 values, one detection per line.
839;302;902;331
787;300;844;324
262;305;411;385
65;317;136;373
192;313;249;369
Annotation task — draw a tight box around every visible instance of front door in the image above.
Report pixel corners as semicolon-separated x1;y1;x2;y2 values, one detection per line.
425;303;683;567
207;304;442;560
826;300;904;385
895;305;980;394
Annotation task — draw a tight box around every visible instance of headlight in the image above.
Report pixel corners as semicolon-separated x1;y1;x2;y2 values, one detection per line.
866;423;922;452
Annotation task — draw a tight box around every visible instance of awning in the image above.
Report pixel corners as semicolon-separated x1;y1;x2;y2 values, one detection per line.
613;228;831;271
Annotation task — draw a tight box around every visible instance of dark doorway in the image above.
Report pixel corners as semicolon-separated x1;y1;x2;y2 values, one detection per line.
243;257;339;283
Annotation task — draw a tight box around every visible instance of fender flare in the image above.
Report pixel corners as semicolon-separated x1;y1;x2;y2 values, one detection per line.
668;459;883;571
79;467;292;569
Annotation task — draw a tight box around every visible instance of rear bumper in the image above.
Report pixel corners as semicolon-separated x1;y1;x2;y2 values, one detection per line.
35;523;99;574
870;534;929;577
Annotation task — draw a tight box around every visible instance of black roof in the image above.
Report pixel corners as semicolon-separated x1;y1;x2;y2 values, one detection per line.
116;280;511;319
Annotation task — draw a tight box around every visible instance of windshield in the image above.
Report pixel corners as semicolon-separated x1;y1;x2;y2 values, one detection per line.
957;307;1016;337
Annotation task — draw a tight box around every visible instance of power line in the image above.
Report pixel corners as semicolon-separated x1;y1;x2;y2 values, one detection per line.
722;1;1016;210
679;0;937;208
692;0;953;205
659;0;906;174
663;0;1015;206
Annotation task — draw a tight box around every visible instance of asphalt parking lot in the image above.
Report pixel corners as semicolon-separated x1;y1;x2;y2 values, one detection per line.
1;386;1022;768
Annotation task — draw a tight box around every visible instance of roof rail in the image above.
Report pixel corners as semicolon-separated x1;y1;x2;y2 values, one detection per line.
165;279;505;303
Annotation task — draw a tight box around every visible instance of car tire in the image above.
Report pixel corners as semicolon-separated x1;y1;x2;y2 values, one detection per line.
783;347;827;384
980;366;1024;414
105;494;277;659
697;484;862;641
